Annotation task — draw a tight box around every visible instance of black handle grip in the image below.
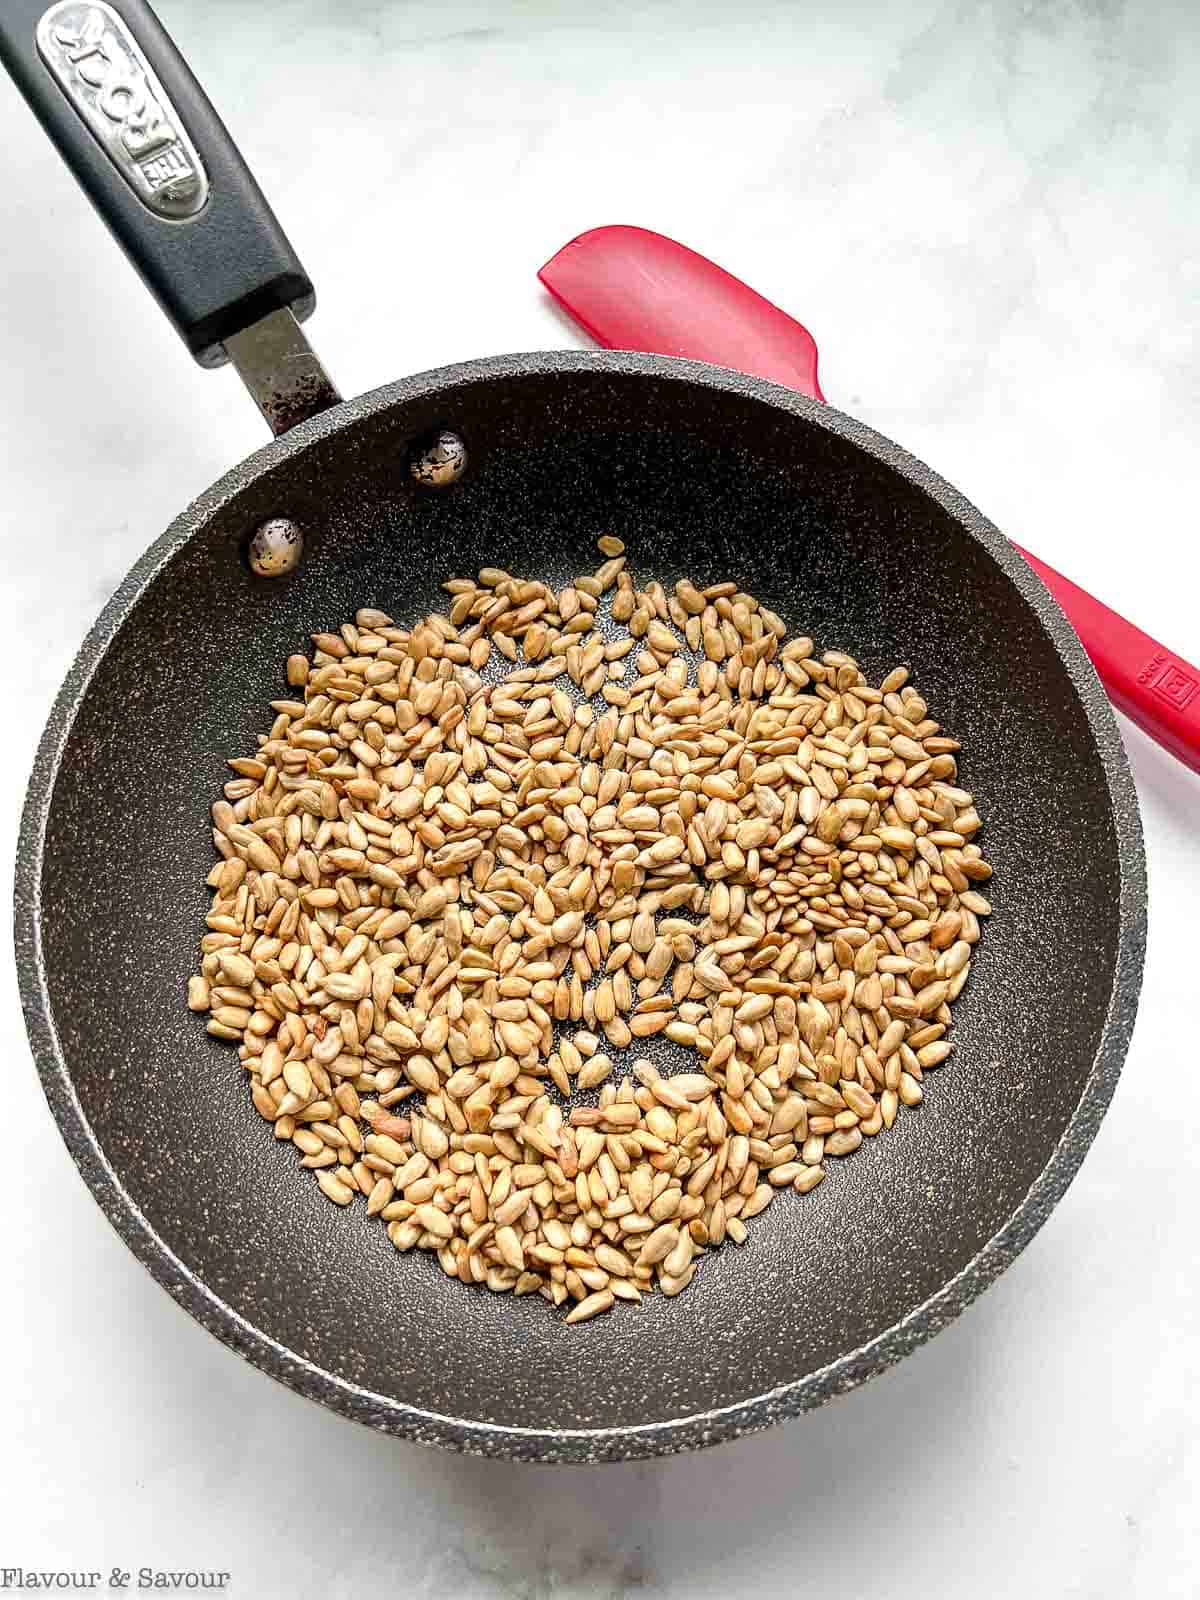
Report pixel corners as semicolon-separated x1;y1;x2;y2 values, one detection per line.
0;0;314;365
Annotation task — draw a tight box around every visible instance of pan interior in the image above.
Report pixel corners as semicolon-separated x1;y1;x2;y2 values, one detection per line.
33;363;1124;1440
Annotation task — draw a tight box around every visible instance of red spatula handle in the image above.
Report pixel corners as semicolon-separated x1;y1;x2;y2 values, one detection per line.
1014;544;1200;772
539;225;1200;775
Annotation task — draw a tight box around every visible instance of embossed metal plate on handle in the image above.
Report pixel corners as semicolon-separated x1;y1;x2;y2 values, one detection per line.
36;0;208;220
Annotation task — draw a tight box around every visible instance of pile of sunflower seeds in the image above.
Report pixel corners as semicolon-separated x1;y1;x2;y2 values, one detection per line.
189;538;991;1323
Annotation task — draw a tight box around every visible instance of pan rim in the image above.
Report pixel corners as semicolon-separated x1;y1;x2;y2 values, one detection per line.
13;349;1146;1461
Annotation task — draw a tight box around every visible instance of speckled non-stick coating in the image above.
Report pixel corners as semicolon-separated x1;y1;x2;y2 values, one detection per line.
14;353;1145;1461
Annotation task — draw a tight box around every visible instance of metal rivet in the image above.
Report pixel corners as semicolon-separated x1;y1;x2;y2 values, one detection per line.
410;429;467;489
248;517;304;577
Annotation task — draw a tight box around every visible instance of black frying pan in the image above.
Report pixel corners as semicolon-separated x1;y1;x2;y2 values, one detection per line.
5;0;1145;1461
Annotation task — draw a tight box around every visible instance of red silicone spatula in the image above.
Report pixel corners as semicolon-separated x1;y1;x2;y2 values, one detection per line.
540;225;1200;776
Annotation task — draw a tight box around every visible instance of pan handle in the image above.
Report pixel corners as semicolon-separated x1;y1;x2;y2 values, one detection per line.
0;0;338;430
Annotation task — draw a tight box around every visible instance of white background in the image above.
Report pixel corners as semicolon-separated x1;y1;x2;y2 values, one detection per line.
2;2;1198;1595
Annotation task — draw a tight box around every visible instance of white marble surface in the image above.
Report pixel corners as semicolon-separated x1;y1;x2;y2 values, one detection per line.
2;2;1199;1595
